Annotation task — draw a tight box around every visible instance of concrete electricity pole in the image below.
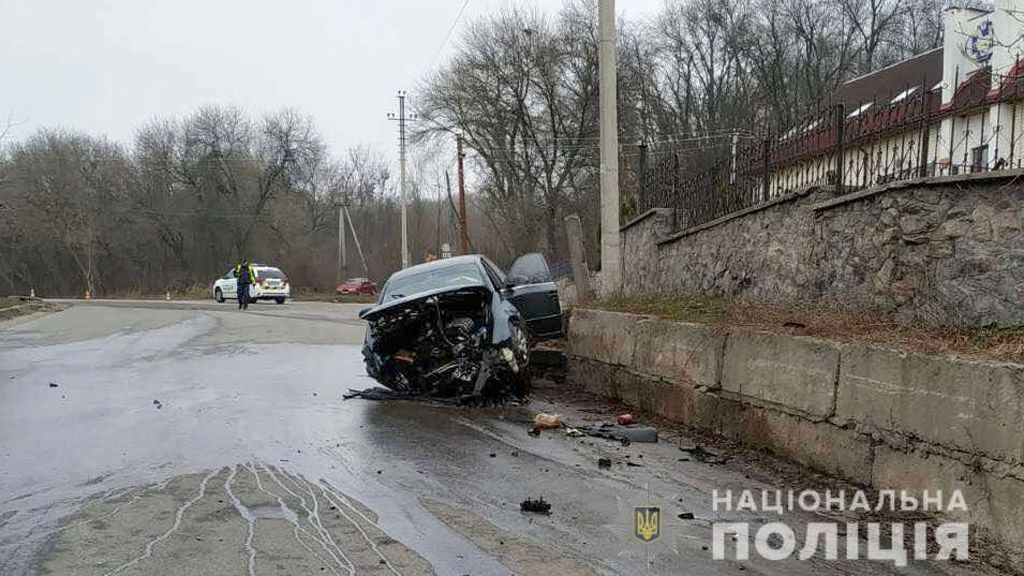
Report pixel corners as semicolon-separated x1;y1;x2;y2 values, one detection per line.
337;205;346;284
598;0;621;294
344;205;370;277
456;135;470;254
388;91;411;268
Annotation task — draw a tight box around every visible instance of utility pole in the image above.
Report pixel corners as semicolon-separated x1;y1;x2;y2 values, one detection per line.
565;214;592;303
337;205;346;284
456;135;470;254
344;205;370;277
388;91;411;268
598;0;621;294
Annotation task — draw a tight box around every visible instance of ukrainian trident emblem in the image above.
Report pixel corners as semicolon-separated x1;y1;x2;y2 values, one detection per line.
634;506;661;543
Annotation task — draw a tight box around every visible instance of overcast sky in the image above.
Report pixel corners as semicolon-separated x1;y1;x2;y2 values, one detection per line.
1;0;662;163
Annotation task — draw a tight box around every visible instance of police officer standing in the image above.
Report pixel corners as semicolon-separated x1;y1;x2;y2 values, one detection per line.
234;259;255;310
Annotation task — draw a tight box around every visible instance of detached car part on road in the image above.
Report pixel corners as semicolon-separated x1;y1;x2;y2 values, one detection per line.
359;254;563;402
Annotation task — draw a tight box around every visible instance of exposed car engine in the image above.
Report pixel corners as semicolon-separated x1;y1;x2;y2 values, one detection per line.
362;287;527;401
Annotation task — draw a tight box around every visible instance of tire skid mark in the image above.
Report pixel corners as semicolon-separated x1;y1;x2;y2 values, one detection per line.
245;463;344;576
101;468;221;576
316;484;403;576
224;465;258;576
259;464;355;575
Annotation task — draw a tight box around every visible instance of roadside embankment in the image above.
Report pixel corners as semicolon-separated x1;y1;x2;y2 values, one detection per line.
567;307;1024;571
0;296;60;323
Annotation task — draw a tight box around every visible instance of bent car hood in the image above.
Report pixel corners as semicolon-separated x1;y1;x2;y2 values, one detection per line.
359;282;492;322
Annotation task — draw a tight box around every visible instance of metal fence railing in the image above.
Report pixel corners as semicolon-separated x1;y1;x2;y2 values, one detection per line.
636;61;1024;234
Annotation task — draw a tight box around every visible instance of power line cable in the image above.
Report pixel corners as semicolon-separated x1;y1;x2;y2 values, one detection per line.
424;0;472;74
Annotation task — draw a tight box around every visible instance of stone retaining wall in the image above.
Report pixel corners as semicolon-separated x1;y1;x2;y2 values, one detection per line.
568;308;1024;569
622;171;1024;327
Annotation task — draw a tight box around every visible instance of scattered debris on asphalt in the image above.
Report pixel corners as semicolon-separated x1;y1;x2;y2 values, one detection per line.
679;444;730;465
565;426;584;438
528;426;542;437
576;422;658;445
152;399;163;409
532;413;563;429
48;382;58;388
345;387;421;401
520;497;552;515
597;457;612;469
625;461;644;467
616;413;634;425
677;512;695;519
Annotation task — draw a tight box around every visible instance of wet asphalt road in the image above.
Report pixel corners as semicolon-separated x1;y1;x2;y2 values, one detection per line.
0;301;1006;575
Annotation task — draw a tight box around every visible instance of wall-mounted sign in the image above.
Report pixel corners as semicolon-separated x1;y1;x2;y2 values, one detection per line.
967;19;994;64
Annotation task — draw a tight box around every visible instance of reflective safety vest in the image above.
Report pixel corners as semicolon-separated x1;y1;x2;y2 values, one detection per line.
234;264;255;285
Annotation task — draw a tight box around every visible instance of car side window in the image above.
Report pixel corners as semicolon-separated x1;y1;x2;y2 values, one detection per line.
224;269;235;279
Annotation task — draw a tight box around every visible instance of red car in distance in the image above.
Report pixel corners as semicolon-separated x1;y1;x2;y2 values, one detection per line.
337;278;378;296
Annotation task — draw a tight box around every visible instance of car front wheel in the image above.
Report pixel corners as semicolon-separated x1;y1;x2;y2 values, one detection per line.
215;288;224;303
504;320;531;398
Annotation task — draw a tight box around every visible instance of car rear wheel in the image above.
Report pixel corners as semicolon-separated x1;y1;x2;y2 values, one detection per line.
215;288;224;303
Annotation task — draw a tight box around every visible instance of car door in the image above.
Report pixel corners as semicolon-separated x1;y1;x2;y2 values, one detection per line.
223;269;237;294
505;253;563;340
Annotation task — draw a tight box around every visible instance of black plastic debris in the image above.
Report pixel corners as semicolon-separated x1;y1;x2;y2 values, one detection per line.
48;382;58;388
153;399;163;409
520;497;552;515
597;457;612;469
343;387;457;405
678;512;695;519
679;444;730;465
577;422;658;445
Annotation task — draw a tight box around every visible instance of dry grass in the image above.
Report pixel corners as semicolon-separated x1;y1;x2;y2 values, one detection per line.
0;296;58;321
591;294;1024;364
290;289;378;304
90;285;211;301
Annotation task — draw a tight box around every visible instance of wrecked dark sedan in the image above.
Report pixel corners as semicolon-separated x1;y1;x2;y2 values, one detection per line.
359;254;563;401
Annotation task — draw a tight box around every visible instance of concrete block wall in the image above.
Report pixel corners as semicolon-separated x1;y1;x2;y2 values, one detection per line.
567;308;1024;569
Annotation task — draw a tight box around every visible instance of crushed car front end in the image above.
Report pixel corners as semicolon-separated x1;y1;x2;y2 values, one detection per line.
360;283;529;401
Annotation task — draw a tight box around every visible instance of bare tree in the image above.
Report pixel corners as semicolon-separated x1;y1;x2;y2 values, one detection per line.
839;0;910;73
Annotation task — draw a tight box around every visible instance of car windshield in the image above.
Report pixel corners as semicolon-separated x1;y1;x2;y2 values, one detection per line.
383;263;485;299
256;268;285;279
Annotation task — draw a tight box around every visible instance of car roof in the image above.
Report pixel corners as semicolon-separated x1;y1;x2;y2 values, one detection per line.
385;255;484;282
